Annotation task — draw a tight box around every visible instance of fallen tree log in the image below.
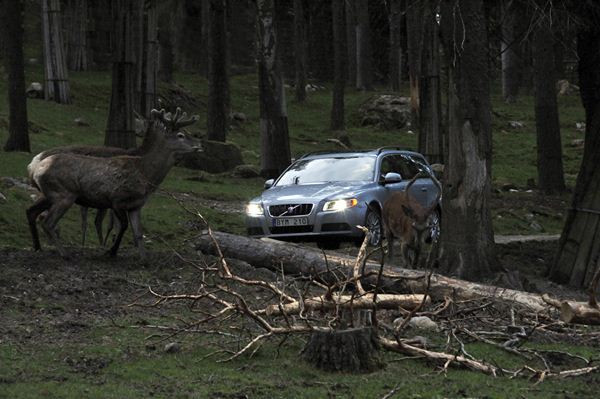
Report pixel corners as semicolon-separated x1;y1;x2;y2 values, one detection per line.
560;302;600;325
264;294;428;316
195;232;552;313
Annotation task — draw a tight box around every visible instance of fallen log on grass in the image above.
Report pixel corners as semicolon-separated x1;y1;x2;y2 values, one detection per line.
542;294;600;325
195;232;551;313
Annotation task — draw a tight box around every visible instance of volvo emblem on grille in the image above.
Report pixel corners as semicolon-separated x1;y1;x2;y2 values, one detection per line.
280;204;301;216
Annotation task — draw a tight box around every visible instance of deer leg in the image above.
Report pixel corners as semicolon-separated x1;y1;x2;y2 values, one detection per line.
107;209;128;257
27;197;51;251
401;241;412;268
94;209;107;246
385;228;394;262
103;210;118;246
80;206;88;247
128;208;146;261
41;197;75;258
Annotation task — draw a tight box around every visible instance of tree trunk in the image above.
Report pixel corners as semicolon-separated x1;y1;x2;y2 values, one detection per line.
194;231;552;312
405;0;423;127
105;0;136;149
501;0;522;103
63;0;90;71
330;0;346;131
158;5;174;83
2;0;30;152
418;0;442;164
550;26;600;288
293;0;307;102
303;327;383;373
389;0;404;92
134;0;158;118
436;0;497;280
42;0;71;104
207;0;229;142
345;0;356;87
257;0;291;179
533;16;565;194
354;0;371;90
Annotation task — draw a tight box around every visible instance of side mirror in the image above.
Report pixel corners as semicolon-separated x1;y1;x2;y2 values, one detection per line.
382;172;402;185
264;179;274;189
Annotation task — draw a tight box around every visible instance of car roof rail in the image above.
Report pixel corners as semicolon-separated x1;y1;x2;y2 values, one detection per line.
375;146;411;154
299;149;372;159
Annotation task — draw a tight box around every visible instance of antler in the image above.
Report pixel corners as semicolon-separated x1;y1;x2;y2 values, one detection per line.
150;107;199;131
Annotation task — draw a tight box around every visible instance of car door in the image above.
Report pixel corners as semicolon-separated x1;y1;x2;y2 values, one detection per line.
379;154;423;201
407;154;439;207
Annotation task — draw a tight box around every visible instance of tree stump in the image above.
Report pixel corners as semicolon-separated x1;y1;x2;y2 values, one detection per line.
302;327;383;373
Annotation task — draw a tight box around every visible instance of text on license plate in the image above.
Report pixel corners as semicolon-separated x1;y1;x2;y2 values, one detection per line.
273;217;309;227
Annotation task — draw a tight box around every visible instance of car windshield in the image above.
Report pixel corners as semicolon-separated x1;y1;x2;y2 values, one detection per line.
276;156;376;186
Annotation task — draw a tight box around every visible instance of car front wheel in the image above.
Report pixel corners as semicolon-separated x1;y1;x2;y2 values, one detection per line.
365;208;383;247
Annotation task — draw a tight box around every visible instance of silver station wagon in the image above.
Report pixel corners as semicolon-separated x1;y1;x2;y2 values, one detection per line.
245;147;441;249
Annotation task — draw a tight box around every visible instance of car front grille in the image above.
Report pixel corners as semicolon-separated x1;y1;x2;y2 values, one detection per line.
269;225;314;234
269;203;313;217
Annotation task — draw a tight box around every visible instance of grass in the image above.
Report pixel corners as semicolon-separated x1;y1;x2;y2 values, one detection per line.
1;324;598;399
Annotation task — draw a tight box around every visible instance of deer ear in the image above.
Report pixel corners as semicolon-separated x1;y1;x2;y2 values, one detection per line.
402;205;413;217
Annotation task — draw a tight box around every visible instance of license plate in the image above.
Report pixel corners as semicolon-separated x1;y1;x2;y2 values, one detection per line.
273;217;309;227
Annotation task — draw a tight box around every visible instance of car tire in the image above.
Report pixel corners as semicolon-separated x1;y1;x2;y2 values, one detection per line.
425;208;441;244
364;208;383;247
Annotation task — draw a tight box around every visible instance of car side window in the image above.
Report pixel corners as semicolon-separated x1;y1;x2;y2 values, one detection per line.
380;155;418;180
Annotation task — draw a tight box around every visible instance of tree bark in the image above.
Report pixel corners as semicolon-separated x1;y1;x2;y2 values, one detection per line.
533;16;565;194
42;0;71;104
389;0;404;92
207;0;229;142
436;0;497;280
293;0;307;102
63;0;90;71
550;25;600;288
330;0;346;131
2;0;30;152
195;231;551;312
158;4;174;83
354;0;371;90
405;0;424;126
135;0;158;118
501;0;522;103
105;0;136;150
345;0;356;87
257;0;291;179
418;0;442;164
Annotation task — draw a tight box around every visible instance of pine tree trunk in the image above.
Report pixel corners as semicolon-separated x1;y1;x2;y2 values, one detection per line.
550;27;600;288
533;16;565;194
2;0;30;152
200;0;209;77
418;0;442;164
257;0;291;179
501;0;522;103
436;0;497;280
207;0;229;142
134;0;158;118
105;0;136;150
345;0;356;87
158;5;174;83
173;0;205;73
42;0;71;104
63;0;90;71
355;0;371;91
89;0;112;69
389;0;404;92
293;0;307;102
330;0;346;131
406;0;423;127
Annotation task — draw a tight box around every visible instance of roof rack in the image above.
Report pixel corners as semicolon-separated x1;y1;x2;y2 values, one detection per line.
298;149;372;159
375;146;412;154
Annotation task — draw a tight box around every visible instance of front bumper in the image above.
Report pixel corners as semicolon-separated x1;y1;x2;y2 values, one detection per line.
246;201;368;241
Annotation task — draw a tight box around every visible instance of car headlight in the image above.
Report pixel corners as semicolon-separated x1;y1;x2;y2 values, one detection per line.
323;198;358;212
246;203;264;216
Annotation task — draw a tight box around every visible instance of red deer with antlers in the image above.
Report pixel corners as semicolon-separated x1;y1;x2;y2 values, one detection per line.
27;108;197;246
26;108;201;260
382;170;442;267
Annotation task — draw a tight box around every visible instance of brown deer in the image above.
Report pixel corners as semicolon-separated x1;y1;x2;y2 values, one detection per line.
27;108;197;246
382;170;442;267
26;109;201;260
